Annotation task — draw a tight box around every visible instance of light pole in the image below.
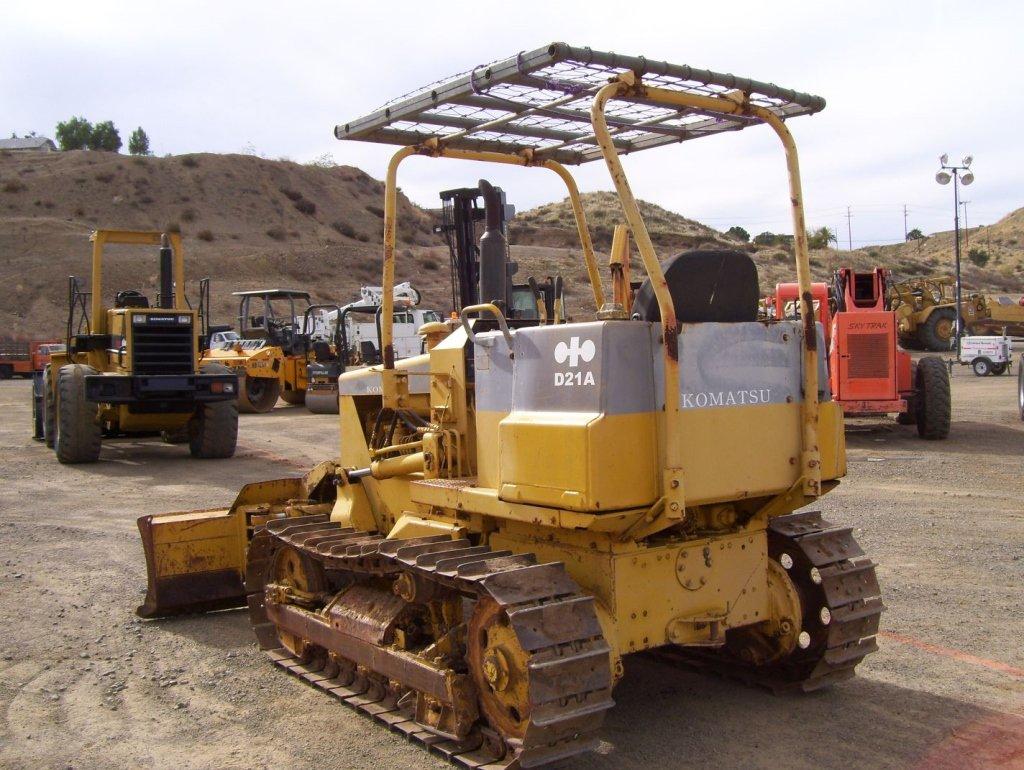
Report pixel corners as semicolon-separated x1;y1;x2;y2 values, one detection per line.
935;154;974;356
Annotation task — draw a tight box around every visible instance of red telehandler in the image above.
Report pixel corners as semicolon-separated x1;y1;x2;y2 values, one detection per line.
770;268;950;439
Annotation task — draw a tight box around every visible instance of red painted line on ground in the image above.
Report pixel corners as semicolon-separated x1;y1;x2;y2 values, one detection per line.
880;630;1024;678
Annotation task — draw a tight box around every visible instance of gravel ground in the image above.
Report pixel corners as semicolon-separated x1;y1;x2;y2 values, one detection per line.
1;363;1021;769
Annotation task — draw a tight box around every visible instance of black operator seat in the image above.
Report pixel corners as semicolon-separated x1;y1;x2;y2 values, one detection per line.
631;249;760;323
114;290;149;309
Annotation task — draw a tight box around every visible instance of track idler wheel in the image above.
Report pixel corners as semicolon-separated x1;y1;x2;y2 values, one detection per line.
270;545;327;658
467;597;531;742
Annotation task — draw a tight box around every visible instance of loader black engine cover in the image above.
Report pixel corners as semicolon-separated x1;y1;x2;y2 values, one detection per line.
632;249;759;324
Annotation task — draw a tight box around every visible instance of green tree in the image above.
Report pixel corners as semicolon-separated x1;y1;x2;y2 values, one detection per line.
807;226;837;250
967;248;990;267
88;121;122;152
906;228;924;241
55;116;93;150
128;127;150;156
726;225;750;243
753;231;777;246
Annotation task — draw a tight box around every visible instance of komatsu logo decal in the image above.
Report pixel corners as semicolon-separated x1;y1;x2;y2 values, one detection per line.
681;388;773;409
553;336;596;387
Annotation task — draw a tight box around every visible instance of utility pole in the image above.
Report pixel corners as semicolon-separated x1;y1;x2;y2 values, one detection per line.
845;206;853;251
935;154;974;357
960;200;970;250
902;204;908;241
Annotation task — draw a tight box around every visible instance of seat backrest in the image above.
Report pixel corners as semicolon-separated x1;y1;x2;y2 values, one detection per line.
631;249;759;323
115;290;149;309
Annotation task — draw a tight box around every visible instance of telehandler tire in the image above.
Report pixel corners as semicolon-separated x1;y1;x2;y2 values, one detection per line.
279;388;306;406
43;365;56;448
238;374;280;413
189;365;238;459
918;308;956;351
55;364;102;464
914;356;951;440
896;408;917;425
972;357;991;377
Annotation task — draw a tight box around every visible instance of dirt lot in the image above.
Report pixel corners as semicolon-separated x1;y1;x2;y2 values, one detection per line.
1;365;1021;770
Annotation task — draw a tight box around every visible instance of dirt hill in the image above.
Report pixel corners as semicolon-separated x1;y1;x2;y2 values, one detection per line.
1;150;1021;339
0;150;444;338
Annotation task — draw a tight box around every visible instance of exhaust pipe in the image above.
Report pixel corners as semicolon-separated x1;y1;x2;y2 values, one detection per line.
158;233;174;308
478;180;508;311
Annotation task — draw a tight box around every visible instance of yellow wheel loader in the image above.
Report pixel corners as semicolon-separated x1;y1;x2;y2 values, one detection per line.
889;275;1024;350
137;44;882;767
40;230;238;463
202;289;317;412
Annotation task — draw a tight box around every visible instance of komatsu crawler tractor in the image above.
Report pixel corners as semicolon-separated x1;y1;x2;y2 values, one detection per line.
137;44;883;767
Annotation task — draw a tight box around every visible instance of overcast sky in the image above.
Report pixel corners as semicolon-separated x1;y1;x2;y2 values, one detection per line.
3;0;1020;247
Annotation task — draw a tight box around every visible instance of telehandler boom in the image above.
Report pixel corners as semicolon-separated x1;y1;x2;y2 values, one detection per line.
137;44;882;767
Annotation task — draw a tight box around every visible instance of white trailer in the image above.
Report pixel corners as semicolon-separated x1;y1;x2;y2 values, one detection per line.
958;335;1013;376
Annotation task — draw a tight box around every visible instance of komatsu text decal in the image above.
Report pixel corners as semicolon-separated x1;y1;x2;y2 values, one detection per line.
681;388;773;409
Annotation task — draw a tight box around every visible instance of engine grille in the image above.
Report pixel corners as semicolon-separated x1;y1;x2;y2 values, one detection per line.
132;320;194;375
847;333;889;379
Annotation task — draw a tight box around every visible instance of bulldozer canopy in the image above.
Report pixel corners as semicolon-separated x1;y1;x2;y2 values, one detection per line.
335;42;825;166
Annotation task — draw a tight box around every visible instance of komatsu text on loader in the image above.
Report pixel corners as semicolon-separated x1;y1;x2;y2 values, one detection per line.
136;44;883;767
39;229;238;463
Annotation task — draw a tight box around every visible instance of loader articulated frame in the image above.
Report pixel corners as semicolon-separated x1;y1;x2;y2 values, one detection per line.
374;72;823;507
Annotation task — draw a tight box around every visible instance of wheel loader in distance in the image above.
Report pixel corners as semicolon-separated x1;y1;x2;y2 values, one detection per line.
136;44;882;767
889;275;1024;350
40;229;238;463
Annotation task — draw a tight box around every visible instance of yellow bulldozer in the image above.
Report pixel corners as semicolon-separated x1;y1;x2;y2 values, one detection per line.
40;229;238;463
136;44;882;767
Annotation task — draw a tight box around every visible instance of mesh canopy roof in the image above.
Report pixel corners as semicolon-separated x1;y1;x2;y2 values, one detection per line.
335;43;825;166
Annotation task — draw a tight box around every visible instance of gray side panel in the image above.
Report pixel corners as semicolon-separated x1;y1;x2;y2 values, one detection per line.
338;359;430;396
677;321;800;409
473;332;514;412
511;322;656;414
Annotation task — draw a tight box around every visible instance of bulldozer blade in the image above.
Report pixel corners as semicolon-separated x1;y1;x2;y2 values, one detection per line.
137;508;248;618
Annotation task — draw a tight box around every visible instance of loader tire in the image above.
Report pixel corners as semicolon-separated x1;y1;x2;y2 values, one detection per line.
43;365;56;448
279;388;306;405
1018;355;1023;421
238;374;280;413
914;356;951;440
55;364;102;463
160;427;190;444
918;308;956;351
189;364;238;459
31;372;45;440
